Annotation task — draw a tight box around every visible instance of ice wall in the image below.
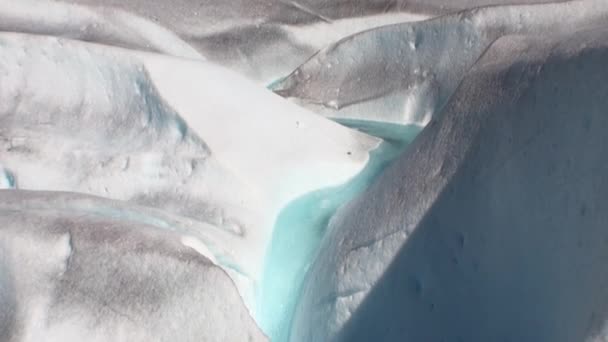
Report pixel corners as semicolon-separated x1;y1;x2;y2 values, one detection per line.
290;27;608;342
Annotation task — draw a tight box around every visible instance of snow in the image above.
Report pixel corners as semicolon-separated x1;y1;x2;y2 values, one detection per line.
289;27;608;342
0;190;267;342
273;0;608;126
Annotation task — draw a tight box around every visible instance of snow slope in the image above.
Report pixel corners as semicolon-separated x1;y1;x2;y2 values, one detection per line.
290;27;608;342
273;0;608;126
0;190;266;342
0;31;379;314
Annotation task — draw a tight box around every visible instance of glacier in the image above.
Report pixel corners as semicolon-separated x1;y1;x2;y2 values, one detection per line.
0;190;266;341
2;0;608;341
0;0;427;84
289;25;608;342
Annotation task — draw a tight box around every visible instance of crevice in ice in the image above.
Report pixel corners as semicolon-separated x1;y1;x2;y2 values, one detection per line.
255;121;421;342
63;232;74;275
0;167;16;189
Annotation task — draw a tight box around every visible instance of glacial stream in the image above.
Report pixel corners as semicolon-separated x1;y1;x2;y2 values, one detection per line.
256;121;422;341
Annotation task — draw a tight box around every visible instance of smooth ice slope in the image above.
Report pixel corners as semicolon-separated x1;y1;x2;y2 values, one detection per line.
290;28;608;342
273;0;608;126
0;190;266;342
0;32;379;311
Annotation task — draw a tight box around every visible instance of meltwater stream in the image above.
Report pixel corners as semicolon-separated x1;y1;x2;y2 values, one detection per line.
256;121;422;341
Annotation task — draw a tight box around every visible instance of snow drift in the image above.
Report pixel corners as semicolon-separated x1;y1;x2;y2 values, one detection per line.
290;27;608;342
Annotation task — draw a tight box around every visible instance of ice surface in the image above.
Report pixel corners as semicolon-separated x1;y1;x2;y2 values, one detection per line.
0;0;428;83
0;0;203;59
2;0;608;341
0;190;267;341
273;0;608;126
0;166;15;189
0;31;378;315
4;0;572;86
258;124;420;341
290;27;608;342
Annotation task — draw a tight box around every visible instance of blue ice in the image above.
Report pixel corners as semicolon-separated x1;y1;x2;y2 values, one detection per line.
256;122;421;341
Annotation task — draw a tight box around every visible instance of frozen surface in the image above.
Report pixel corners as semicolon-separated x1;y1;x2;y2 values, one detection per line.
0;31;378;315
0;0;428;83
273;0;608;126
0;190;266;342
290;27;608;342
0;166;15;189
2;0;608;341
258;125;420;341
0;0;204;59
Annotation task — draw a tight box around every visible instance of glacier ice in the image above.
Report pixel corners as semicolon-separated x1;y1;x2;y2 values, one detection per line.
0;190;267;341
0;166;15;189
272;0;608;126
0;0;428;83
258;125;420;341
2;0;608;341
0;30;378;323
289;27;608;342
0;0;203;59
6;0;577;87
